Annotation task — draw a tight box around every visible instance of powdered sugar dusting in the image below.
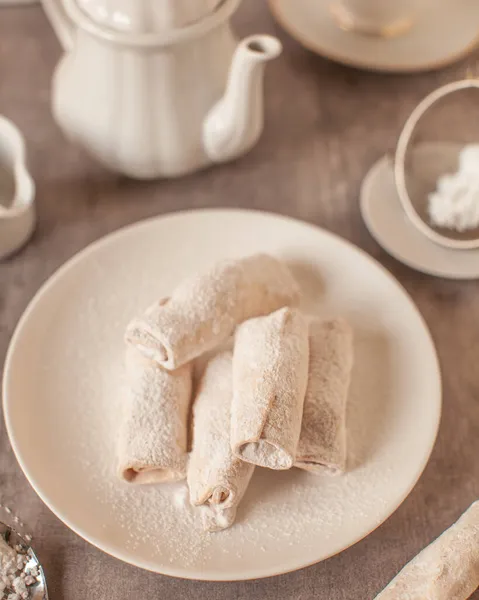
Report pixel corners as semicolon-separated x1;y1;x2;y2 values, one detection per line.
32;265;408;570
44;308;395;569
50;321;395;568
8;212;439;577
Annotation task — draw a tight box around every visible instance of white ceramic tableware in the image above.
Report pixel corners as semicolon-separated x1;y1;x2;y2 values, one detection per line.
395;80;479;251
269;0;479;73
42;0;282;179
361;152;479;279
3;209;441;580
0;116;35;261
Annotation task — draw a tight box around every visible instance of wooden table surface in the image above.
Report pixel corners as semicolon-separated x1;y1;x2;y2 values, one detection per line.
1;2;479;599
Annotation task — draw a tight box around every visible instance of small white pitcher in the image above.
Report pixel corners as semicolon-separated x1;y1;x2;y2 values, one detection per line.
0;117;35;260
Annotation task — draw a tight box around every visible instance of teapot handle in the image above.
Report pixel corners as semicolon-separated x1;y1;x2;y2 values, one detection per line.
41;0;75;51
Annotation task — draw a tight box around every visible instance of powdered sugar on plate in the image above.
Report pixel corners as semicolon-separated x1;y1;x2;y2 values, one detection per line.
4;210;440;579
42;308;398;570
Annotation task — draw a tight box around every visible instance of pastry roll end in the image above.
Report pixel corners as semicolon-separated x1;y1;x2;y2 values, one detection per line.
191;482;244;533
119;460;186;485
235;440;294;470
294;456;345;476
199;505;238;533
125;298;174;369
188;452;254;532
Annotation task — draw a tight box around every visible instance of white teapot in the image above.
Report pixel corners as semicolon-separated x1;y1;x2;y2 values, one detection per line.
45;0;282;179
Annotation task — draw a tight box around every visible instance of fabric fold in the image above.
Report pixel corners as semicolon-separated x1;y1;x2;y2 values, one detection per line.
117;346;193;484
375;500;479;600
231;307;309;470
125;253;300;370
187;351;254;532
295;317;354;474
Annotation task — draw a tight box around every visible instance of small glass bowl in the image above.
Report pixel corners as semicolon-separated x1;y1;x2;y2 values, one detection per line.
395;78;479;250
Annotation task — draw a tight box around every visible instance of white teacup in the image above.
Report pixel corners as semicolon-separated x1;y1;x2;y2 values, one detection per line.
331;0;426;37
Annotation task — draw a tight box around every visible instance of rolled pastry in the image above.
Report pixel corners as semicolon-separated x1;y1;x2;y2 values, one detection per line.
376;500;479;600
125;253;300;370
231;307;309;470
187;351;254;532
117;346;192;484
295;317;354;474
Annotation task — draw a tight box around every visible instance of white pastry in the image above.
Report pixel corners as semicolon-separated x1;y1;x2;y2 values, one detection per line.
376;501;479;600
187;351;254;532
231;307;309;470
125;253;300;370
295;317;353;475
117;346;192;484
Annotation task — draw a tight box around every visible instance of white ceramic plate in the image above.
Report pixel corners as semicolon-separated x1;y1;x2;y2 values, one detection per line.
3;209;441;581
361;152;479;279
269;0;479;73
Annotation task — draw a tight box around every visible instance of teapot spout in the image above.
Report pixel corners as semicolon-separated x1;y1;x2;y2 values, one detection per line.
202;34;282;163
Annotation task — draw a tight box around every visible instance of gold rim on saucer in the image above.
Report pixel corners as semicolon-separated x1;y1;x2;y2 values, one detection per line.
329;2;413;38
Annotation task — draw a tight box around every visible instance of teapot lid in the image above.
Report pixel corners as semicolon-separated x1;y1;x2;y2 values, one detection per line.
75;0;222;33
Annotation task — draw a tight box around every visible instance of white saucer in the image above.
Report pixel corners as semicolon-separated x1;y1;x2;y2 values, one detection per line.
3;209;441;580
269;0;479;73
361;154;479;279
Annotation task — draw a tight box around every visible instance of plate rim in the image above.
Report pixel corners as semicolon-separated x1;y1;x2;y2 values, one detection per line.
2;207;442;581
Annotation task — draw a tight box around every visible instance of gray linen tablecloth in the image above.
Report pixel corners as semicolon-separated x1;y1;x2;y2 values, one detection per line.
1;2;479;598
